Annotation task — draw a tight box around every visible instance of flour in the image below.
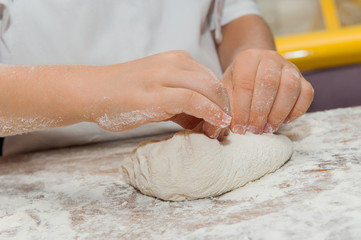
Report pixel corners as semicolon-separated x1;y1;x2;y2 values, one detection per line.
121;130;293;201
96;108;167;131
0;116;62;137
2;107;361;239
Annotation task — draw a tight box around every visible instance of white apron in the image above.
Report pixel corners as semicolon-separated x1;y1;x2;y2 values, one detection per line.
0;0;260;155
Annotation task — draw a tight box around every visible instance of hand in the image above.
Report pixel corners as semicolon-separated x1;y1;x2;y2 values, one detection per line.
223;49;314;134
84;50;232;134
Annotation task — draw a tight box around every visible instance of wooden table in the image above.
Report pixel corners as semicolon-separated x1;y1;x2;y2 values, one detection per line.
1;106;361;239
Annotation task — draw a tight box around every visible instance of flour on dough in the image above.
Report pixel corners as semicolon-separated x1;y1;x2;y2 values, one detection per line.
120;130;293;201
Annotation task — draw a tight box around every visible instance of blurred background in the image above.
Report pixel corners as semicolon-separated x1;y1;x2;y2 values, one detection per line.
256;0;361;112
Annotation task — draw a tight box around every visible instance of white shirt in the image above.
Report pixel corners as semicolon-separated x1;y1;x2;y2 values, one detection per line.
0;0;260;155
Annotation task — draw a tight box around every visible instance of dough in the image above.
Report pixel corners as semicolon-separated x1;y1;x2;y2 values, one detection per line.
120;130;293;201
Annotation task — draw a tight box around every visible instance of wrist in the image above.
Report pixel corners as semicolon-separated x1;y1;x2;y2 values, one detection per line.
72;63;128;125
45;65;91;126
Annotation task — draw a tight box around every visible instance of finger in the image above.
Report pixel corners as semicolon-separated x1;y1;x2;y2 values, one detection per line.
284;77;314;123
164;69;231;115
222;67;234;102
265;65;301;133
202;122;222;139
202;123;226;140
189;120;224;140
217;128;227;141
229;53;261;134
164;88;232;128
164;50;206;71
192;121;204;132
224;128;230;136
170;114;202;129
221;68;239;139
247;58;282;134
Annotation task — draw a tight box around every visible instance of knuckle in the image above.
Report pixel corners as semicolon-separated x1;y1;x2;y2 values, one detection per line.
303;80;314;100
237;49;282;64
167;50;192;60
238;48;260;59
289;62;298;69
267;50;281;58
236;80;254;93
163;52;177;62
284;64;301;78
284;61;295;68
262;74;278;87
283;74;301;92
176;49;191;56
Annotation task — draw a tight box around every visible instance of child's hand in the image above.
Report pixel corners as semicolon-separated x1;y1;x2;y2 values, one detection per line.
87;50;231;136
223;49;314;134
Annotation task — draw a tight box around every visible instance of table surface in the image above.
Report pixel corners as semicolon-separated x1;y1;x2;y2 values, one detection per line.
1;106;361;240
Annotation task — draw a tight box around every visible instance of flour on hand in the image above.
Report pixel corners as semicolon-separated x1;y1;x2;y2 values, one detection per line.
120;130;293;201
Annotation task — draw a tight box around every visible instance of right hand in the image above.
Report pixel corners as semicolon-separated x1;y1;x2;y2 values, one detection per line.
83;50;232;136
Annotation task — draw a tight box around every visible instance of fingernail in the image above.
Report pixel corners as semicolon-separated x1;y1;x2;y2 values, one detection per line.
264;123;275;133
220;113;232;128
232;124;245;134
247;126;261;134
224;128;230;136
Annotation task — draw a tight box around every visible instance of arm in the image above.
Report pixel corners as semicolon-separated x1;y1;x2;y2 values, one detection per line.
0;51;232;137
0;64;87;136
216;14;275;71
215;15;314;135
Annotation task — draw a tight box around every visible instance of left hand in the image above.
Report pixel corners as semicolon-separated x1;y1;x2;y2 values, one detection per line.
223;48;314;135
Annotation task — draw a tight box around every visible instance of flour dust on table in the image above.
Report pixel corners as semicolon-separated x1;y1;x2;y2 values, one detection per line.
120;130;293;201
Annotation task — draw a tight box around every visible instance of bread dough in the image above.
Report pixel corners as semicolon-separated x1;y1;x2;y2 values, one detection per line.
120;130;293;201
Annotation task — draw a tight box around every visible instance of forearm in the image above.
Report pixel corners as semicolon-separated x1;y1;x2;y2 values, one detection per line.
216;14;275;71
0;51;234;138
0;64;109;136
